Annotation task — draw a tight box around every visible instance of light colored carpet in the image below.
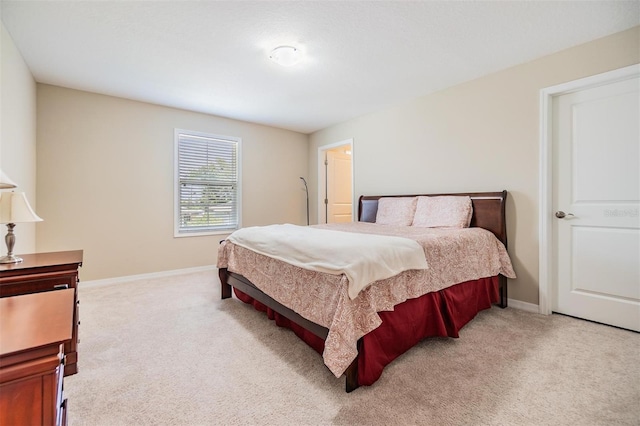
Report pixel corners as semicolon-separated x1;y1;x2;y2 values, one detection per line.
65;270;640;426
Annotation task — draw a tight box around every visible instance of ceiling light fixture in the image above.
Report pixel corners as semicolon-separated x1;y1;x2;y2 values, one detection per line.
0;170;17;189
269;46;301;67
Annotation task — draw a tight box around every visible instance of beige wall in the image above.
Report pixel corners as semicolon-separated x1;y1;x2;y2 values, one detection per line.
309;26;640;306
0;22;37;254
36;85;308;280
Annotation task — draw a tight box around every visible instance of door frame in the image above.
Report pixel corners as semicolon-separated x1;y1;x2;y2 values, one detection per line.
317;138;354;224
538;64;639;315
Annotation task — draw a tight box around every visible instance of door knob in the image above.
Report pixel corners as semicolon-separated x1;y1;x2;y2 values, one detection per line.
555;211;574;219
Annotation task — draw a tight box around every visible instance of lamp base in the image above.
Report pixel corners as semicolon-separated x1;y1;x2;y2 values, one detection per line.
0;254;23;264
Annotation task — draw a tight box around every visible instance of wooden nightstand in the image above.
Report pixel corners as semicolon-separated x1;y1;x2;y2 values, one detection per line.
0;250;83;376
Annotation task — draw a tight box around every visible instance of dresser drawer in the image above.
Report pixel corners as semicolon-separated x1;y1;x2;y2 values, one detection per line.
0;271;77;297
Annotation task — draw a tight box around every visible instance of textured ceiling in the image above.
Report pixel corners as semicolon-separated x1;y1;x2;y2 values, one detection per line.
1;1;638;134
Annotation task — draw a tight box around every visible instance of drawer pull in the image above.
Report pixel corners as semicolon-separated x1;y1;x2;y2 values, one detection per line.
54;284;69;290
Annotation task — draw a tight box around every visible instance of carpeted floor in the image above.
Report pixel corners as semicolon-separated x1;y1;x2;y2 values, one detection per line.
65;270;640;425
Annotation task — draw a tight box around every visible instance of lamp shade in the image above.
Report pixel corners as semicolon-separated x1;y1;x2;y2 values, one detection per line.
0;171;17;189
0;192;43;224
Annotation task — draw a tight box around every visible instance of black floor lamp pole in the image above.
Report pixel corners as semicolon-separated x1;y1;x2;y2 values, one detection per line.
300;177;309;226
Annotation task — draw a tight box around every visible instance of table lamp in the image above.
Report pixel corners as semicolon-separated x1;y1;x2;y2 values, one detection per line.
0;192;43;264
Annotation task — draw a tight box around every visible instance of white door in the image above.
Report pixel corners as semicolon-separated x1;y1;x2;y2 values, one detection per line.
326;149;352;223
552;74;640;331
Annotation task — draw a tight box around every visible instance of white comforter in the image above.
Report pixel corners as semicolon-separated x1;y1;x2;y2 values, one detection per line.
227;223;429;299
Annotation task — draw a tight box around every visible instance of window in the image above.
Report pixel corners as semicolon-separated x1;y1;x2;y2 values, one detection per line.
174;129;241;236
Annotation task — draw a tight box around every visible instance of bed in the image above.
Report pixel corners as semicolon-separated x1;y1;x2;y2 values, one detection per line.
217;190;516;392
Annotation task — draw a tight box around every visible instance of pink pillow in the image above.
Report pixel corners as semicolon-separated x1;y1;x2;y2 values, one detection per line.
412;196;473;228
375;197;417;226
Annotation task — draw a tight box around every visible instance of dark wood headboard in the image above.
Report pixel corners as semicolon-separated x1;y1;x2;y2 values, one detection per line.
358;190;508;248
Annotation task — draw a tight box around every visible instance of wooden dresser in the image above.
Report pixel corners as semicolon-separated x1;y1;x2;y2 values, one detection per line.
0;250;83;376
0;288;75;426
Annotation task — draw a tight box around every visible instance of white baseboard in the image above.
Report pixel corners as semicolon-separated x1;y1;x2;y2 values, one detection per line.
507;298;540;313
81;265;217;288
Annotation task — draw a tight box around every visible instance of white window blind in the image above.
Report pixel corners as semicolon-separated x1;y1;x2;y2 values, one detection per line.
175;130;241;235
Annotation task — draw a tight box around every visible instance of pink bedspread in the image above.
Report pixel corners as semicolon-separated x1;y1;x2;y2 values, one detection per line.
217;222;516;377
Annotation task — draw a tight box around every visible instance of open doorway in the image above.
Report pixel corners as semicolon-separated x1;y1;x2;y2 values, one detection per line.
317;139;353;224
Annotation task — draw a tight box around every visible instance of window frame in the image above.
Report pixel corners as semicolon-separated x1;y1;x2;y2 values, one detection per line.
174;128;242;237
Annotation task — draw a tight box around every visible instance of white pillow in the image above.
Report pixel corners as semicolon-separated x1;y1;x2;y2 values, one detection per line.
412;196;473;228
375;197;417;226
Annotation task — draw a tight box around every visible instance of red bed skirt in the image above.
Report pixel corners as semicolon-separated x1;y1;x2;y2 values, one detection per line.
233;276;499;386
